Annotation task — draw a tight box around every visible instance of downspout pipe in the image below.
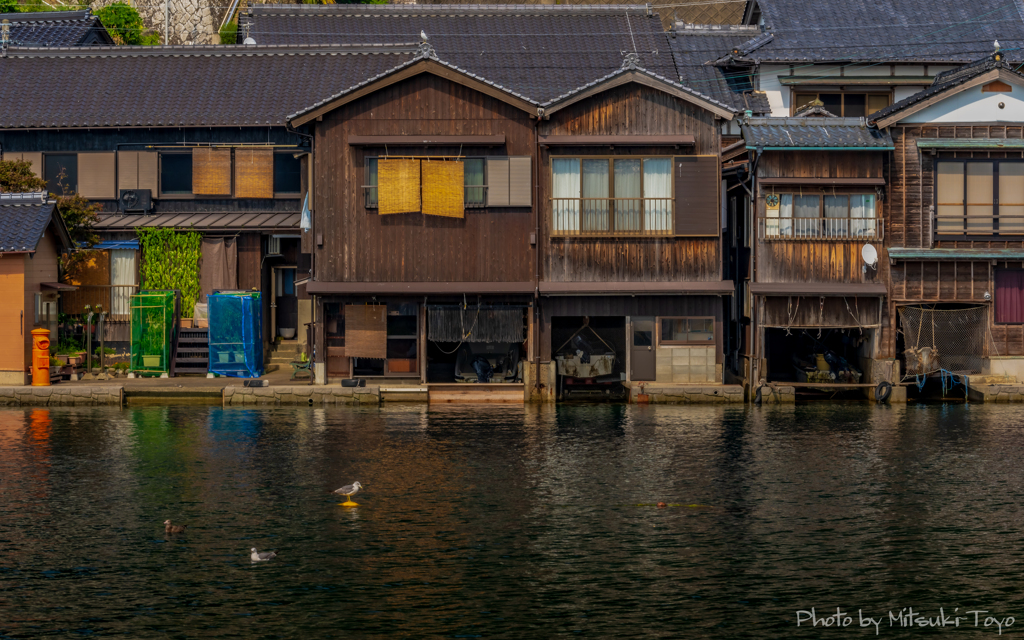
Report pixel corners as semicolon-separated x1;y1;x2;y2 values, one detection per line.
533;108;543;393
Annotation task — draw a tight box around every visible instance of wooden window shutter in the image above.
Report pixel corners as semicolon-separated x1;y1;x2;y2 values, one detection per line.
674;156;719;236
192;147;232;196
486;157;510;206
10;152;43;182
118;151;139;190
78;152;116;199
234;148;274;198
378;158;421;214
344;304;387;359
508;156;532;207
421;160;464;218
137;151;158;194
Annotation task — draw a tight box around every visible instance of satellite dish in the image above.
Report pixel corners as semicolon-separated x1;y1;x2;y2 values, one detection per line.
243;37;256;45
861;243;878;267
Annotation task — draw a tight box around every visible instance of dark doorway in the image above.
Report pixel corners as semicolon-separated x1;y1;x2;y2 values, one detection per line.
274;267;298;339
630;317;656;381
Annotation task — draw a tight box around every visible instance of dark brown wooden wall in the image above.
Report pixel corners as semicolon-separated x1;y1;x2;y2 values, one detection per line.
538;84;722;282
884;125;1024;359
313;74;536;283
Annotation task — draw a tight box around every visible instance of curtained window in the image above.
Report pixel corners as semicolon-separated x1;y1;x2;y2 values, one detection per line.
552;158;581;232
996;270;1024;324
110;249;137;319
552;156;674;235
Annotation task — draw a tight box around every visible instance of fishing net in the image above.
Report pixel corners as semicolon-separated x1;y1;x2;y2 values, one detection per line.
898;305;988;375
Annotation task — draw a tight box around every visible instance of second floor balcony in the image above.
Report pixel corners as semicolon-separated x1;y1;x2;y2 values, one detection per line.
758;215;884;241
552;198;675;237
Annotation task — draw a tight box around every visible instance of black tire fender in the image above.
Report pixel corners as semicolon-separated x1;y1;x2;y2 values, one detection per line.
754;385;763;405
876;381;892;404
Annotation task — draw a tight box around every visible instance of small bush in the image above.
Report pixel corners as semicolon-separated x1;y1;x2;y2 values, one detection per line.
0;0;19;13
95;2;154;45
219;21;237;44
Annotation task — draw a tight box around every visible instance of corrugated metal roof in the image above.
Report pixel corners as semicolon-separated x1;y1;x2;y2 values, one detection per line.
888;248;1024;260
915;138;1024;149
95;212;300;230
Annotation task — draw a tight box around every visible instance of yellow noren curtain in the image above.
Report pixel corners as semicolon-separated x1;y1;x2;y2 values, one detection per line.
421;160;465;218
379;159;421;214
235;149;274;199
193;147;232;195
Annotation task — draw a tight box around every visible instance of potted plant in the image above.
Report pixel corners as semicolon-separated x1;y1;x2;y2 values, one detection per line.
49;355;62;377
140;311;165;370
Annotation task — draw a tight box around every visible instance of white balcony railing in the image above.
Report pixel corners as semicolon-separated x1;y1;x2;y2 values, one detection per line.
758;216;883;241
552;198;674;237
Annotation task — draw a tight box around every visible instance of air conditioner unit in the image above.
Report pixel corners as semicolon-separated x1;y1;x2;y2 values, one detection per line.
119;189;152;213
267;236;281;256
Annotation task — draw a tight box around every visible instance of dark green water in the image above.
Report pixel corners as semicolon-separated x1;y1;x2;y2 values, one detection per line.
2;404;1024;638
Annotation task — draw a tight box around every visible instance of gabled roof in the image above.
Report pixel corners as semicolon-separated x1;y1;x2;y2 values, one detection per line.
722;0;1024;64
0;44;417;129
241;4;679;105
0;192;72;253
288;47;739;126
0;10;114;46
669;23;771;114
870;54;1024;127
742;117;894;149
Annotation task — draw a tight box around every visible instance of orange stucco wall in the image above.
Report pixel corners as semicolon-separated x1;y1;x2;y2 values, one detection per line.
0;256;26;377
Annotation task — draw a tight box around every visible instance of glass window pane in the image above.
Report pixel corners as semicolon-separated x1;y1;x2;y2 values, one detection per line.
44;154;78;196
552;158;581;232
273;153;302;194
867;94;890;114
614;159;641;231
794;93;817;109
582;159;609;232
688;320;714;342
824;195;849;237
937;162;964;234
633;329;652;347
160;153;192;195
851;194;877;236
999;163;1024;234
463;158;485;207
643;158;673;232
966;163;994;233
793;194;820;237
820;93;842;114
365;157;378;208
843;93;867;118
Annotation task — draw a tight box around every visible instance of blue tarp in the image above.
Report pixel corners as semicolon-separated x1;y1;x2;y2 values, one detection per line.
91;240;140;250
208;291;263;378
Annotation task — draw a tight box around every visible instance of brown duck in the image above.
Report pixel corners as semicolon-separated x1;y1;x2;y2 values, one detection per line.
164;519;188;534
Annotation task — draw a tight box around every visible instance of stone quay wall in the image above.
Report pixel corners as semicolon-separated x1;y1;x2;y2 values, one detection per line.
0;386;124;406
223;385;380;406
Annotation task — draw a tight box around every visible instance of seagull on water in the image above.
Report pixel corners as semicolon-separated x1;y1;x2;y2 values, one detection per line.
164;519;187;534
251;548;277;562
333;481;362;506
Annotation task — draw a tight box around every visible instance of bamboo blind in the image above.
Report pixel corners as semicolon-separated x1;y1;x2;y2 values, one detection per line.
78;152;117;199
344;304;387;359
378;159;421;214
192;148;232;195
421;160;465;218
234;149;274;199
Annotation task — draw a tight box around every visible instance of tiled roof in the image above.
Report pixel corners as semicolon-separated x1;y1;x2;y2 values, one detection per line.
241;4;679;104
742;117;894;148
670;24;771;113
95;212;300;231
0;10;113;46
723;0;1024;63
0;192;57;252
0;44;418;128
869;55;1021;124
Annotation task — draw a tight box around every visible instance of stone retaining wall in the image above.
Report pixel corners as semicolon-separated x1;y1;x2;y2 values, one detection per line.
223;385;380;406
0;386;123;406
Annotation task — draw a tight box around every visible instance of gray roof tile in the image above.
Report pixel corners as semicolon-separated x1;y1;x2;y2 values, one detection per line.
243;4;679;104
722;0;1024;64
1;10;113;46
742;117;894;148
0;44;418;128
0;193;56;252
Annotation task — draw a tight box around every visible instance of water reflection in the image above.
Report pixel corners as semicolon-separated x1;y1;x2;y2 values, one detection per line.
2;404;1024;637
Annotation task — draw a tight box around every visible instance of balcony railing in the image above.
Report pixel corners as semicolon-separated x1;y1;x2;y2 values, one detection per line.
758;216;884;241
552;198;674;236
934;213;1024;239
62;285;139;321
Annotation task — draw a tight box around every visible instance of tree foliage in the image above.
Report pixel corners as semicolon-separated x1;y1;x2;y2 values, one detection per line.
95;2;159;45
137;227;203;318
0;159;47;193
0;0;19;13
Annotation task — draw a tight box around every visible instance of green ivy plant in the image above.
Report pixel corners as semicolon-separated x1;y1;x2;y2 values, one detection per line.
137;227;202;318
95;2;161;45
